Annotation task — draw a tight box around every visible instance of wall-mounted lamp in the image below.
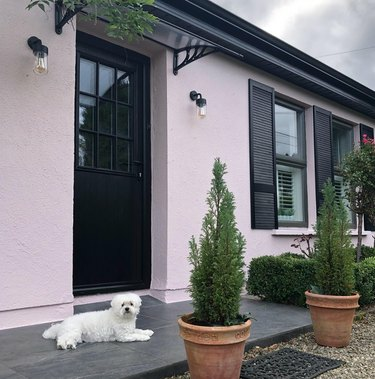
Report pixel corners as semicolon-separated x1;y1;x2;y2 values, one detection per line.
190;90;207;118
27;36;48;75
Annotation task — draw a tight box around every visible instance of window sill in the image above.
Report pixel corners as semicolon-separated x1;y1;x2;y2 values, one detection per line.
272;228;314;236
350;230;374;236
272;228;374;236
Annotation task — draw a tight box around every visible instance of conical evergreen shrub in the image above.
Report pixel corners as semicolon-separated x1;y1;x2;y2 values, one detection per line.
314;180;354;296
188;158;246;325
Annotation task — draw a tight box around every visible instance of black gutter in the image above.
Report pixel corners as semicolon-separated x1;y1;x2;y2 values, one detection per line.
148;0;375;119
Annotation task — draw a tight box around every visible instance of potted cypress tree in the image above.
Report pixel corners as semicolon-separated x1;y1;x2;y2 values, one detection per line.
305;180;359;347
178;158;251;379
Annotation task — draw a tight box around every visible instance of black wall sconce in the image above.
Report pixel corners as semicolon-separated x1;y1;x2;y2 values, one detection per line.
190;91;207;118
27;36;48;75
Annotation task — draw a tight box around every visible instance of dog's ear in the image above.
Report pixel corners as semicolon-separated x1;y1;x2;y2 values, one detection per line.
135;295;142;308
130;293;142;308
110;295;121;309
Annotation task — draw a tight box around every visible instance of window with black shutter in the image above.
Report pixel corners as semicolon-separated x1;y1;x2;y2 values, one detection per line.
249;80;308;229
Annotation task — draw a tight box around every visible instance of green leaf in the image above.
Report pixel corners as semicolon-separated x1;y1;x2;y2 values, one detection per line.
310;285;323;294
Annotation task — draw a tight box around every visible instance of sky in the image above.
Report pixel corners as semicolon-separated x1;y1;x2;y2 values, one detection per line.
210;0;375;90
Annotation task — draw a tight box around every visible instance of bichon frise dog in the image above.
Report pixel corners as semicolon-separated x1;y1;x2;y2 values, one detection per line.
42;293;153;350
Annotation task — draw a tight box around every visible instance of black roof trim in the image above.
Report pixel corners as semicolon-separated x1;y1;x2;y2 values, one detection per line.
150;0;375;119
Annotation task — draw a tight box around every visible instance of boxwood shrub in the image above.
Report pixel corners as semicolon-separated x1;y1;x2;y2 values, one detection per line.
361;246;375;260
246;254;316;306
247;253;375;307
355;257;375;306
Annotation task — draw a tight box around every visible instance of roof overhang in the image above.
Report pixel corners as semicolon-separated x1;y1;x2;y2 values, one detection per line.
145;0;375;119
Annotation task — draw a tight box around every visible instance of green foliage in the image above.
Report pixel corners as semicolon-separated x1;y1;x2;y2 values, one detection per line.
361;245;375;260
354;257;375;306
188;159;246;326
313;180;354;296
247;253;375;307
279;252;306;259
26;0;157;41
247;254;316;307
341;136;375;261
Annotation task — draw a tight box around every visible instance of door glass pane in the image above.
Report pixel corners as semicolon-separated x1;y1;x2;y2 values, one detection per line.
80;58;96;95
99;100;114;134
275;104;299;158
117;71;131;103
117;139;130;172
78;132;94;167
117;105;130;138
77;57;137;174
98;136;112;169
79;95;96;131
99;65;115;99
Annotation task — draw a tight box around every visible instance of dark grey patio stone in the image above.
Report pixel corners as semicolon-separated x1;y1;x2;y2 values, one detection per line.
0;296;312;379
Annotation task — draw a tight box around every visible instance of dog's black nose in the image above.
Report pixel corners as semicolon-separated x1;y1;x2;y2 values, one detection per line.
125;307;130;312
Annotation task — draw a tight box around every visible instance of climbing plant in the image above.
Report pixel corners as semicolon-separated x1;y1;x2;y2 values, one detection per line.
26;0;157;41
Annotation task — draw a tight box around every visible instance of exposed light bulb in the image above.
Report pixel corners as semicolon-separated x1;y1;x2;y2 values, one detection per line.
198;104;207;118
196;98;207;118
33;51;48;75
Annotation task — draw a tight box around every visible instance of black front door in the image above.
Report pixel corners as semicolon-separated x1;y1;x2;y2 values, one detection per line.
73;33;150;295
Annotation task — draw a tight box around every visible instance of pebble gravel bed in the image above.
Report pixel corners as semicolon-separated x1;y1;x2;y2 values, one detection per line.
166;309;375;379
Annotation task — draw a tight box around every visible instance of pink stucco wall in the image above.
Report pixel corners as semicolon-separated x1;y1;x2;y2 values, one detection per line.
157;50;375;302
0;1;76;329
1;4;374;329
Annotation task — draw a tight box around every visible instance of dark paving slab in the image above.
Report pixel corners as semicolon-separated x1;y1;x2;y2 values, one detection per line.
0;296;312;379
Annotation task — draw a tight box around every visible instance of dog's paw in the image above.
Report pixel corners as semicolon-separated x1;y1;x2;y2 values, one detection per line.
137;334;151;342
143;329;154;337
57;337;77;350
57;342;77;350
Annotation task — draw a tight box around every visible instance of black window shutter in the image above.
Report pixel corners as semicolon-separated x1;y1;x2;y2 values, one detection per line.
249;80;277;229
313;106;333;212
360;124;375;231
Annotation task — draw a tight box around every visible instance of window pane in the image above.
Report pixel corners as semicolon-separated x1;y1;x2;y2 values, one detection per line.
99;100;114;134
117;139;130;172
78;132;94;167
275;104;300;158
277;164;304;222
80;58;96;95
117;105;130;138
98;136;112;169
117;71;131;103
334;175;355;225
99;65;115;99
333;123;352;169
79;95;96;131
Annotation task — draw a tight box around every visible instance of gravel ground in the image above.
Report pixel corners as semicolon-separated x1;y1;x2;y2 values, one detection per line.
166;308;375;379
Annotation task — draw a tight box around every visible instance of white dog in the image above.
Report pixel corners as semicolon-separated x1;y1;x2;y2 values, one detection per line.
42;293;153;350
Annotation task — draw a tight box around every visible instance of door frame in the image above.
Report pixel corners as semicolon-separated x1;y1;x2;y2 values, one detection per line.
73;32;151;295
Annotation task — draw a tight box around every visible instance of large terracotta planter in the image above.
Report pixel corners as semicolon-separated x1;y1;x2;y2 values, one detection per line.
305;290;360;347
178;314;251;379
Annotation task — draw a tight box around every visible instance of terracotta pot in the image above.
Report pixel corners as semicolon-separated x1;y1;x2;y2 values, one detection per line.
305;290;360;347
178;314;251;379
